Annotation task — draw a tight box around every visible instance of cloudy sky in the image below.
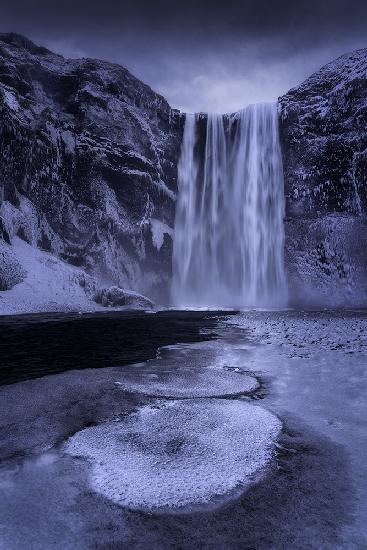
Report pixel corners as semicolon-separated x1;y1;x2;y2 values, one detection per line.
1;0;367;113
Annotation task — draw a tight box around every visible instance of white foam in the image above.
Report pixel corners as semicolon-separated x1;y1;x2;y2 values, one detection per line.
66;399;281;511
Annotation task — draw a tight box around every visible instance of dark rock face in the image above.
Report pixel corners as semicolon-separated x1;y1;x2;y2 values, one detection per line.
279;49;367;306
0;33;183;303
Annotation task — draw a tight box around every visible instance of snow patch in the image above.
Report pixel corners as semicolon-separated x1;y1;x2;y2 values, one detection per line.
0;237;98;315
150;218;173;251
61;130;75;154
2;88;19;111
155;178;176;200
0;237;155;315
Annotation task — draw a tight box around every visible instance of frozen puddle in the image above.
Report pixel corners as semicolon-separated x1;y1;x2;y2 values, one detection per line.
66;399;281;512
64;340;277;512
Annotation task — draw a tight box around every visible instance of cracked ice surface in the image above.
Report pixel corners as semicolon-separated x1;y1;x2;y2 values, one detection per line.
65;399;281;511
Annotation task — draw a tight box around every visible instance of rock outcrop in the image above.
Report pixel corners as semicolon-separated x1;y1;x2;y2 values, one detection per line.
279;49;367;306
0;32;183;305
94;286;153;309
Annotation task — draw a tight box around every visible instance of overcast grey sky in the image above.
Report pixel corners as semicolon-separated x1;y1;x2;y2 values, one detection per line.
1;0;367;112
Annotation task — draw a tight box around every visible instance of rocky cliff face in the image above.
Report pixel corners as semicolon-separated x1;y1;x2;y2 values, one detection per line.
0;33;183;304
1;33;367;310
279;49;367;306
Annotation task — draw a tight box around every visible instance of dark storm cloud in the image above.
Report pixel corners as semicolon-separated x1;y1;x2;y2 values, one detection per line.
1;0;365;34
1;1;367;112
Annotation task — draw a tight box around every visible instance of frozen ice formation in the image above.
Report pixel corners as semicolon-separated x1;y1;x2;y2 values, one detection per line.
66;399;281;511
114;340;260;397
114;365;258;397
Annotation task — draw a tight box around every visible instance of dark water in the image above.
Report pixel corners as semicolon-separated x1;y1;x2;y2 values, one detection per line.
0;310;235;386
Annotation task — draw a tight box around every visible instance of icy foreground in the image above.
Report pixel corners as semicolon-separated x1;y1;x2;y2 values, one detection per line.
0;332;280;521
66;399;280;511
113;340;259;397
229;310;367;548
1;310;367;548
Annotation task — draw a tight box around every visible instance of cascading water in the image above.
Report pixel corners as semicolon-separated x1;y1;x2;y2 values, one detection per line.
172;102;287;308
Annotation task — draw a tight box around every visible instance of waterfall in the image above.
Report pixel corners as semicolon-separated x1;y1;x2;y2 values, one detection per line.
172;103;287;308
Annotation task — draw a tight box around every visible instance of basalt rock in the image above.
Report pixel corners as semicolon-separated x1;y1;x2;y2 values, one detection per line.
0;32;183;304
279;48;367;306
94;285;153;309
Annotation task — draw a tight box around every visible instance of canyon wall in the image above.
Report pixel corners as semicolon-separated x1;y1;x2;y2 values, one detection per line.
0;33;183;304
1;33;367;309
279;49;367;306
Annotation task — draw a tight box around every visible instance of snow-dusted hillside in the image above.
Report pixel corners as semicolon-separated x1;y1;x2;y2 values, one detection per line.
279;48;367;306
0;237;153;314
0;33;183;309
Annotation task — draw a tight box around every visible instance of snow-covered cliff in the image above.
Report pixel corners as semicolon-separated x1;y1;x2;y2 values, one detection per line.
0;33;183;309
279;49;367;306
1;33;367;311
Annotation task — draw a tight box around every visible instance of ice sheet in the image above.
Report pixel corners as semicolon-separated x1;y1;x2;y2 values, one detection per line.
66;399;281;511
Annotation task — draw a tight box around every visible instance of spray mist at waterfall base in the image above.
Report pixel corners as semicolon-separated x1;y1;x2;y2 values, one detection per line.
172;102;287;309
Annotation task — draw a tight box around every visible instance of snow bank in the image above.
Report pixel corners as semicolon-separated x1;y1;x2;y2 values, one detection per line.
2;87;20;111
94;286;153;309
0;237;153;315
66;399;281;511
0;237;97;315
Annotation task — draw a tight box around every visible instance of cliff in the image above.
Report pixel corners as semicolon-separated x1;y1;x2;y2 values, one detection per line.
2;33;367;311
0;33;183;308
279;48;367;306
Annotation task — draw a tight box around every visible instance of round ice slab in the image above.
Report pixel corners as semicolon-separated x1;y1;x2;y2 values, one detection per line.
66;399;281;511
114;367;259;397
